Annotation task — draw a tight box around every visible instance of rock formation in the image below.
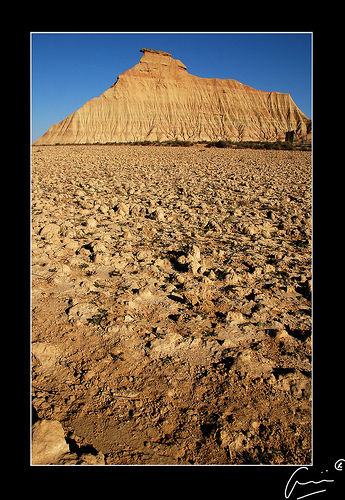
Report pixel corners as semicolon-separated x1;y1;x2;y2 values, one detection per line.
34;48;310;145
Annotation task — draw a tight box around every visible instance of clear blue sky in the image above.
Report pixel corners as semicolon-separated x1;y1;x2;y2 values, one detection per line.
31;32;312;142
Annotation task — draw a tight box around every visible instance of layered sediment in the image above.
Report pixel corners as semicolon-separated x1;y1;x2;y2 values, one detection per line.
34;48;310;145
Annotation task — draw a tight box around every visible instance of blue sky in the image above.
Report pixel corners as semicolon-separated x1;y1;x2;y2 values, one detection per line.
31;32;312;142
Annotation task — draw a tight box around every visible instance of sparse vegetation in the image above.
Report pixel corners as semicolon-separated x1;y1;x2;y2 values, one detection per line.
205;140;311;151
45;139;311;150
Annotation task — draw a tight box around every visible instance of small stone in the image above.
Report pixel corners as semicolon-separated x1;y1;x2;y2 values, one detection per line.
226;311;245;324
32;342;59;371
86;218;97;230
60;264;72;275
204;219;222;233
122;228;133;240
177;255;187;265
39;223;61;240
92;242;107;253
94;253;111;265
32;419;69;465
190;261;200;275
62;238;79;251
153;207;165;222
114;202;130;216
78;452;105;465
247;225;257;236
99;204;109;214
275;330;291;342
67;303;100;325
188;244;201;261
137;250;151;261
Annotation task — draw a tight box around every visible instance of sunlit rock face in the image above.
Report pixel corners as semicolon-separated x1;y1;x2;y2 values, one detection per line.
34;48;310;145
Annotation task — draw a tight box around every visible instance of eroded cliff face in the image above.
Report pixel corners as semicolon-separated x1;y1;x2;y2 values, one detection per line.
34;48;310;145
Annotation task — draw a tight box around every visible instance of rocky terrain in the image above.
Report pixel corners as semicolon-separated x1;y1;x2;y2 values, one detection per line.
34;48;310;145
31;144;311;465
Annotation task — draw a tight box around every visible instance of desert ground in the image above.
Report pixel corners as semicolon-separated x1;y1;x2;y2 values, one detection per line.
31;144;311;465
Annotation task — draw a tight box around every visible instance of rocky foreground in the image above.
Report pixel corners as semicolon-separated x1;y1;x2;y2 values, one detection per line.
31;144;311;465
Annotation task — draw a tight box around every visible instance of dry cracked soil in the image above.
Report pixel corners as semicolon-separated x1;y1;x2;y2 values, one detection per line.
31;144;312;465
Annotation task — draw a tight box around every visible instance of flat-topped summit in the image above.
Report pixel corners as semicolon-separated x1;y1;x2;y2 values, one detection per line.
34;48;310;145
140;48;172;56
119;48;188;79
